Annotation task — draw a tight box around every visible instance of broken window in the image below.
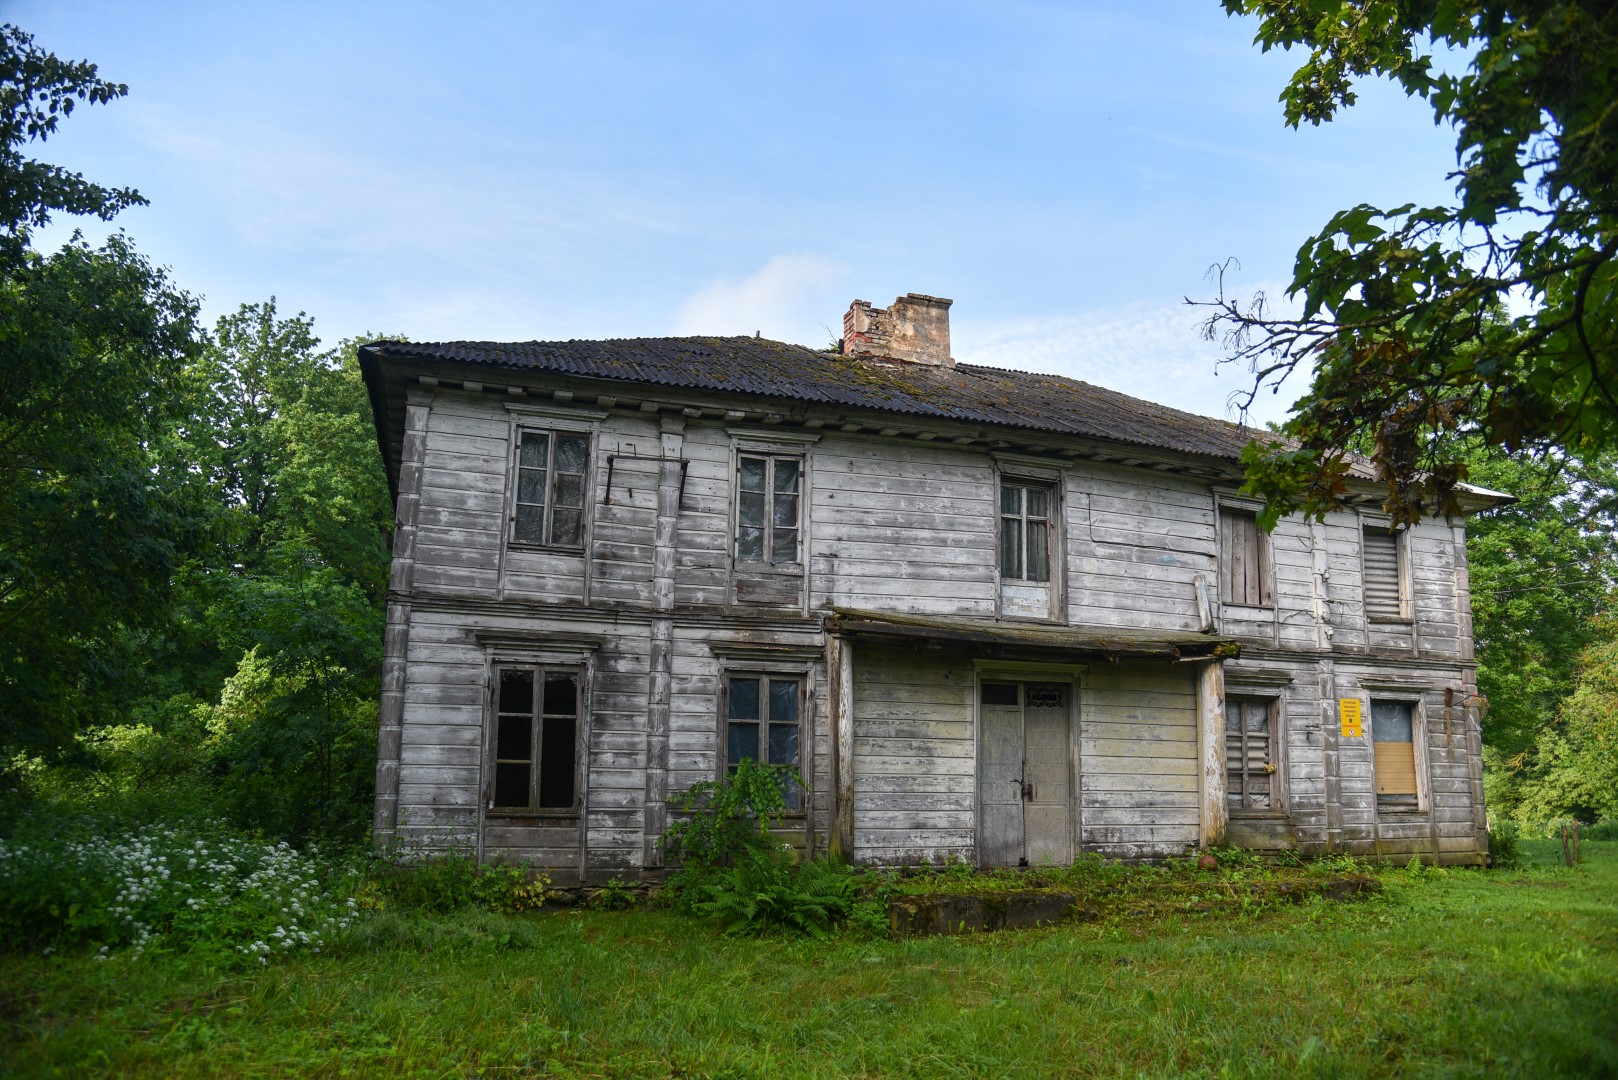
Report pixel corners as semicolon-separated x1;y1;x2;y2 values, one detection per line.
999;481;1052;582
725;674;802;809
1372;699;1420;809
1219;509;1270;607
489;665;580;813
1362;525;1407;619
1225;696;1277;811
512;429;589;547
735;454;800;565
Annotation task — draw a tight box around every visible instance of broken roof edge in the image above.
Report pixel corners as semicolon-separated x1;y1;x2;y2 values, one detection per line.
825;608;1241;662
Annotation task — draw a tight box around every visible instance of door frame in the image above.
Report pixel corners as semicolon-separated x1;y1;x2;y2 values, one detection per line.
972;660;1086;867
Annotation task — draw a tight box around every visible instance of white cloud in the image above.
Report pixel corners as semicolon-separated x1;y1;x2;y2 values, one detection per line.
674;254;848;345
953;289;1309;428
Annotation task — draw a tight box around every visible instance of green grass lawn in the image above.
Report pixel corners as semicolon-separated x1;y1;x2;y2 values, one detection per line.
3;840;1615;1078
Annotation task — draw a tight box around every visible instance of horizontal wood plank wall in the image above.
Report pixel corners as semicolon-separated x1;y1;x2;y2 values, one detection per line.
1079;663;1200;858
850;645;977;864
673;423;734;609
1067;467;1213;632
811;441;997;618
413;394;510;600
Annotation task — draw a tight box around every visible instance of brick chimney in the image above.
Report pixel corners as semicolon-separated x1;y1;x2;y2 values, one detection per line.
842;293;953;367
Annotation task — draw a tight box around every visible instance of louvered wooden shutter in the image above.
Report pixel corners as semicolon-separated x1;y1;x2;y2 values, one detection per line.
1363;527;1403;618
1224;698;1272;810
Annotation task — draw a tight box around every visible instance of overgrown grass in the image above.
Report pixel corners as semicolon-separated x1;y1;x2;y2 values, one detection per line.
3;840;1614;1077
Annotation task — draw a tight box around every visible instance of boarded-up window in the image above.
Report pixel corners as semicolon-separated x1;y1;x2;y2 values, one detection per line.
489;665;579;812
1225;697;1276;811
1363;526;1406;619
736;455;801;565
1000;481;1052;582
726;675;802;809
512;430;589;547
1219;509;1269;606
1372;699;1419;807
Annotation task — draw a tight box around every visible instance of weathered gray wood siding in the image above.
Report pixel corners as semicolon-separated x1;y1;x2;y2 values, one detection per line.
812;441;998;617
1068;468;1212;633
384;384;1487;869
1079;663;1200;858
849;645;977;864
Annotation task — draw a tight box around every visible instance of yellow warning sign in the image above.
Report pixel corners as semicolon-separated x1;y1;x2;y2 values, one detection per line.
1340;698;1363;738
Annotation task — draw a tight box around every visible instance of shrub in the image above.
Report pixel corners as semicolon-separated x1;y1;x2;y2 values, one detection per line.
661;758;796;875
1488;819;1524;869
362;853;550;915
0;817;360;962
690;848;859;937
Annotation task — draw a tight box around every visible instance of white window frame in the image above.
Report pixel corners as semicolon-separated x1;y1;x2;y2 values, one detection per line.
732;452;804;568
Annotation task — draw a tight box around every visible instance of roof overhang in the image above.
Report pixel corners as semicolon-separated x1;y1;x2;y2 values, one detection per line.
825;609;1240;662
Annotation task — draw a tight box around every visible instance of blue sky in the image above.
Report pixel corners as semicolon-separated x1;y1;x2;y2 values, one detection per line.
16;1;1458;425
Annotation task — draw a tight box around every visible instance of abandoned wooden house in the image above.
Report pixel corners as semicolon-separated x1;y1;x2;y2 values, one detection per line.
359;292;1501;879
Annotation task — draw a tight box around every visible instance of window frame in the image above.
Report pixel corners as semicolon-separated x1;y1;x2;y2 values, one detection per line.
1223;694;1284;814
506;420;595;552
1360;519;1412;623
1368;694;1429;814
731;451;804;569
997;477;1057;584
484;660;586;818
1218;506;1272;609
719;670;807;814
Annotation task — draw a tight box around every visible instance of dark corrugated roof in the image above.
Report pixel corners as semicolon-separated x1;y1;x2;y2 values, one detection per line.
361;335;1268;462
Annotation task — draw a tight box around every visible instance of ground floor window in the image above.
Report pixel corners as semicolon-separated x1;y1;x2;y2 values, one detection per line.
726;675;801;809
1372;699;1419;809
489;665;579;812
1225;696;1277;811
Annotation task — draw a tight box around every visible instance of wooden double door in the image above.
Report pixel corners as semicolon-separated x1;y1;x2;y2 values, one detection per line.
979;681;1073;867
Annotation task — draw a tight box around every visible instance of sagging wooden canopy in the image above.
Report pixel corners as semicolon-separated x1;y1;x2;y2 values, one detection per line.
825;609;1241;663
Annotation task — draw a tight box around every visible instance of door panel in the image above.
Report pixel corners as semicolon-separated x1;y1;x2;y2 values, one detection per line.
1022;684;1072;865
979;691;1024;868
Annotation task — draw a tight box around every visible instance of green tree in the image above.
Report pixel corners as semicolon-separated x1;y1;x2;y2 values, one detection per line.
1205;2;1618;525
1463;450;1618;765
0;25;202;753
1510;623;1618;821
161;303;394;841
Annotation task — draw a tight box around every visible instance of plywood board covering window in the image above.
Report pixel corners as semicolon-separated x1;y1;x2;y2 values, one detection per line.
1225;696;1276;811
513;430;588;547
1219;509;1269;606
736;455;800;565
725;675;802;809
999;481;1052;582
489;665;579;813
1372;699;1419;807
1363;526;1406;619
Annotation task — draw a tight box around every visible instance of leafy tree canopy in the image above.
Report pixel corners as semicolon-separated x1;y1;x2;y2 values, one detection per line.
0;24;144;267
0;25;201;753
1206;1;1618;525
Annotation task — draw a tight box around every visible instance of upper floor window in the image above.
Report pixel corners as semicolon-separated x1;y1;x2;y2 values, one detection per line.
736;454;800;565
489;664;580;813
1000;481;1052;582
513;430;588;547
1219;508;1270;607
1363;525;1407;619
